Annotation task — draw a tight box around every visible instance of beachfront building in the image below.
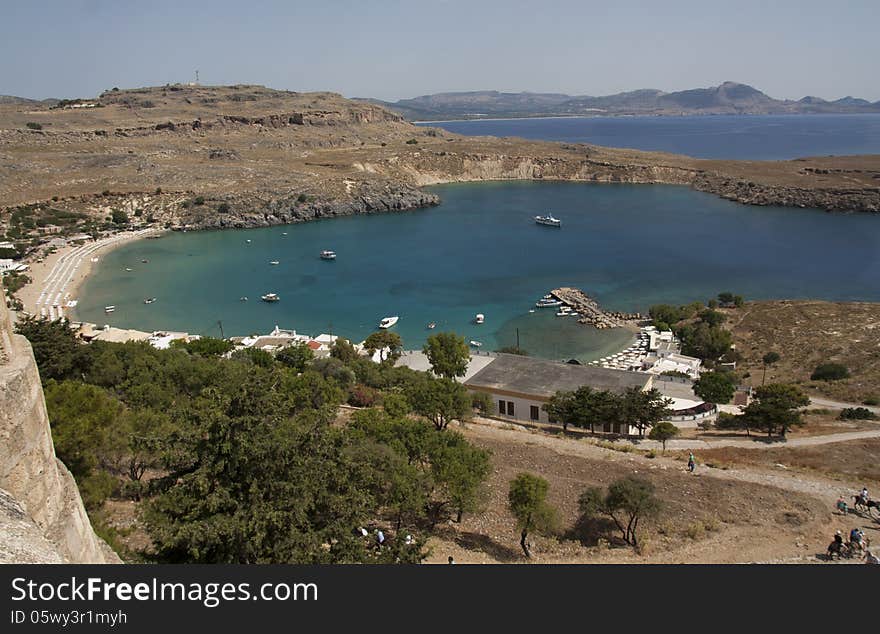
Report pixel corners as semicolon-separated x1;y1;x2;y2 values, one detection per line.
463;354;652;434
0;259;28;274
233;325;338;358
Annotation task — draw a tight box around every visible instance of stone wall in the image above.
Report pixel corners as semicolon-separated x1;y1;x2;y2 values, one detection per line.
0;285;119;563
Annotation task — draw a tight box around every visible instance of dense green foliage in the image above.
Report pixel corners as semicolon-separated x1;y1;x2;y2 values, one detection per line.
508;473;556;557
578;476;661;549
740;383;810;437
543;386;671;437
16;318;491;563
810;362;850;381
839;407;877;421
171;336;234;356
647;295;740;363
693;370;737;404
422;332;470;379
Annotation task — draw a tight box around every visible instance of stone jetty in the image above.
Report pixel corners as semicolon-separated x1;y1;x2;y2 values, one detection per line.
550;287;641;329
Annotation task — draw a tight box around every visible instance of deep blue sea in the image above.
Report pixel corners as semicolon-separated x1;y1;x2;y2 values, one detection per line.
417;114;880;160
76;182;880;361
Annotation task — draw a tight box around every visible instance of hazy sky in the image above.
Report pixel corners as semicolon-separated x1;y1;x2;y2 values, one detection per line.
2;0;878;101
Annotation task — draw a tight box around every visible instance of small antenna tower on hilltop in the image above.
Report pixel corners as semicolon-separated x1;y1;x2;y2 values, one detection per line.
195;70;200;85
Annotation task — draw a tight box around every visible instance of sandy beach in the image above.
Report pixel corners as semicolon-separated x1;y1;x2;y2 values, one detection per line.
18;228;162;320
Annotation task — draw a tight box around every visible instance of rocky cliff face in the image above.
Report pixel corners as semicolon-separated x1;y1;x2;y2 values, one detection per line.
0;287;119;563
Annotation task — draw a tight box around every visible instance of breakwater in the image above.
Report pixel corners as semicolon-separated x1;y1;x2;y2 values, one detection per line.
550;287;642;329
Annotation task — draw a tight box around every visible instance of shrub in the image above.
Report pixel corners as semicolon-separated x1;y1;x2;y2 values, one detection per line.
193;196;205;206
26;122;43;130
405;139;418;145
810;363;850;381
297;193;309;203
862;397;879;406
155;187;162;195
840;407;878;421
217;202;230;213
348;384;378;408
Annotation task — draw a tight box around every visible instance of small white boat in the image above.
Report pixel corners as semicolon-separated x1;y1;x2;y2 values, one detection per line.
379;315;399;329
282;232;288;236
426;322;436;329
269;260;280;265
240;296;248;302
124;267;133;272
475;313;485;324
536;298;563;308
320;250;337;260
141;259;149;263
469;340;483;347
104;305;115;313
143;297;157;305
535;213;561;227
246;239;251;244
261;293;280;302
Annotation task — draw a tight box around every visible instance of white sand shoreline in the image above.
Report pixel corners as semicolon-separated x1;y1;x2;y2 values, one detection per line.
17;228;162;321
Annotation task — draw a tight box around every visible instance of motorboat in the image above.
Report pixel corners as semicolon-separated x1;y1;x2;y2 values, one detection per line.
282;232;288;236
240;297;248;302
269;260;280;265
320;250;337;260
379;316;399;329
246;239;251;244
124;267;133;272
535;298;563;308
469;340;483;347
143;297;157;304
261;293;280;302
426;322;436;329
141;259;149;263
104;305;115;313
556;307;574;317
475;313;485;324
535;213;561;227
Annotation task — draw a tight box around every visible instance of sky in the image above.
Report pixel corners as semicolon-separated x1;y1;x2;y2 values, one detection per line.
1;0;878;102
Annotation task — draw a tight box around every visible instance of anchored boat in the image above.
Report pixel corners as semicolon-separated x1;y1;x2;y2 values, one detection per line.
534;213;561;227
261;293;280;302
320;250;337;260
378;315;399;329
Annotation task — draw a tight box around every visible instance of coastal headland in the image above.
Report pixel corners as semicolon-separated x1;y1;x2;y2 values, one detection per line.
1;84;878;246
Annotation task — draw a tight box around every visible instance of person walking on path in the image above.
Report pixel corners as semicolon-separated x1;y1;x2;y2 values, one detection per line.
687;452;696;473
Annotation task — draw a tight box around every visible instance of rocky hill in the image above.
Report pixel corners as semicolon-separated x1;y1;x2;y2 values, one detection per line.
0;83;878;248
368;81;880;119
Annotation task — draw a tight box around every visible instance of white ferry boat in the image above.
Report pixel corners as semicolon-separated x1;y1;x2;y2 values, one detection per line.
261;293;280;302
320;250;337;260
535;213;561;227
379;315;399;329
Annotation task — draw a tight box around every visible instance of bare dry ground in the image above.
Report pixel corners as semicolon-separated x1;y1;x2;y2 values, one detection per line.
424;422;850;564
676;438;880;489
728;300;880;403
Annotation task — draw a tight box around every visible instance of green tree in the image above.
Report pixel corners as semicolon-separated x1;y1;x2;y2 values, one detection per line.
111;209;129;225
697;309;726;328
676;322;733;361
408;376;472;431
578;476;661;549
173;336;233;356
470;390;493;415
761;351;780;386
648;421;679;452
693;371;736;404
382;392;411;418
543;390;578;431
423;332;470;378
741;383;810;437
275;342;314;372
15;316;89;381
508;473;557;558
618;387;671;438
330;338;359;363
230;347;274;367
810;362;850;381
364;331;403;362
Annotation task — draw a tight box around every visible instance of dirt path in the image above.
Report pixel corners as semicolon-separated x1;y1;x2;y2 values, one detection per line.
624;428;880;452
467;417;858;504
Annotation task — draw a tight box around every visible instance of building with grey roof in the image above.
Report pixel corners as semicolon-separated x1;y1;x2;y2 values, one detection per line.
464;354;652;434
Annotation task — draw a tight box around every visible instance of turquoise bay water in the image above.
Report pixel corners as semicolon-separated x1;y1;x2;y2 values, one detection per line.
76;182;880;361
418;114;880;160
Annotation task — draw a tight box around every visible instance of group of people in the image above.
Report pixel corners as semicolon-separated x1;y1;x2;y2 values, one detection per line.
828;487;877;563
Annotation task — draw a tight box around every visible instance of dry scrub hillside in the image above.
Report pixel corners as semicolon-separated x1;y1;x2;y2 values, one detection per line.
1;84;879;239
728;300;880;403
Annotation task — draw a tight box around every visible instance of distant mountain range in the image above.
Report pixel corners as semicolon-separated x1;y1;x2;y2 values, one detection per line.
360;82;880;120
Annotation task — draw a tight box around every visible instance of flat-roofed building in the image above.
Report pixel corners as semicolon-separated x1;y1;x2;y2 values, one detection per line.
464;354;652;434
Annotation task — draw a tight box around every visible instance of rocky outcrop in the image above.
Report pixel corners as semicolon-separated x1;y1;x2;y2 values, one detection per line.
692;175;880;212
175;183;440;230
0;286;119;563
